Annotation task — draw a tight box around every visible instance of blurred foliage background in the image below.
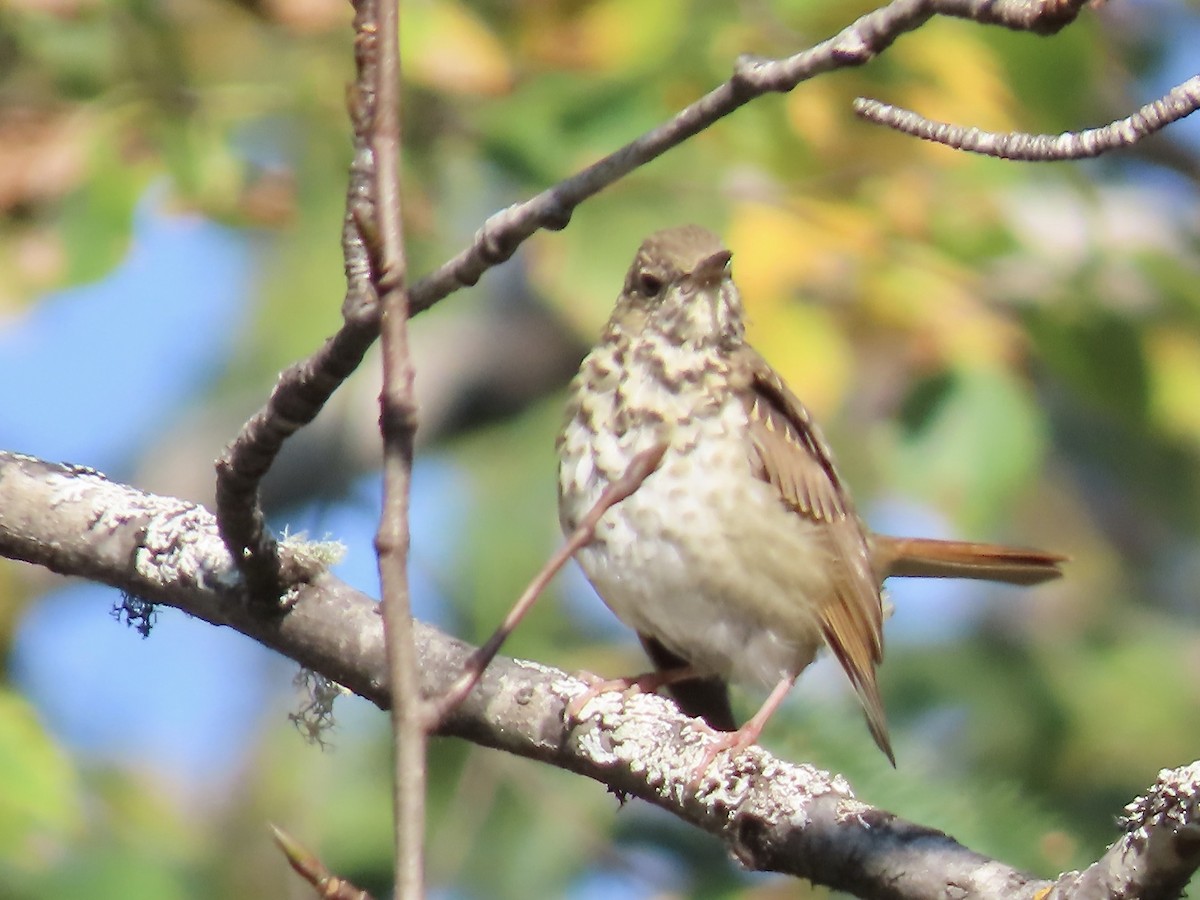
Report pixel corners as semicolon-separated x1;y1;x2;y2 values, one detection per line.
2;0;1200;897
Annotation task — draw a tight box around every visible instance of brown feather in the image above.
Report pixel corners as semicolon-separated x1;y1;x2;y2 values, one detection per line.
738;351;847;525
732;345;893;762
821;620;894;765
873;536;1066;586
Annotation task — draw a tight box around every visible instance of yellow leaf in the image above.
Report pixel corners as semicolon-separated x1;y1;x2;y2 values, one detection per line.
574;0;687;72
874;168;934;240
402;1;513;96
785;78;842;157
749;301;853;419
727;203;813;304
862;248;1023;369
727;200;880;307
723;203;856;415
523;0;687;72
1148;327;1200;446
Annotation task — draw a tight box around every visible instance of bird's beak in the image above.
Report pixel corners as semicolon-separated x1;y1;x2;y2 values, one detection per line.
691;250;732;289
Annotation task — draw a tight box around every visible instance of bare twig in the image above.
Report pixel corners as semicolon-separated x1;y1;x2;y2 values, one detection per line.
424;443;668;728
272;824;375;900
212;0;384;608
854;74;1200;161
361;0;426;896
210;0;1094;592
404;0;1091;318
7;450;1198;899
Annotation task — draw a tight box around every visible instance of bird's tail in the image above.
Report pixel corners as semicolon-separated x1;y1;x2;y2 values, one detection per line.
873;536;1066;586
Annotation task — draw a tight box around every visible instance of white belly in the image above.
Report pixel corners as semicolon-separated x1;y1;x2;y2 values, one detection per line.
559;399;830;688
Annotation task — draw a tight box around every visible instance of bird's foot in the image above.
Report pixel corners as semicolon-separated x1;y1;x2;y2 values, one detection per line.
565;669;680;721
689;721;764;787
688;672;797;786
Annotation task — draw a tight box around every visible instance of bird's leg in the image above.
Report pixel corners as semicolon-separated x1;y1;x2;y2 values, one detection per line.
566;665;702;721
691;672;797;783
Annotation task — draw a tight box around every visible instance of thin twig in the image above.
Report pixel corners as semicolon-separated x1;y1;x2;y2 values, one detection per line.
212;0;383;608
210;0;1092;592
272;824;375;900
366;0;425;896
404;0;1091;318
424;442;668;729
854;74;1200;161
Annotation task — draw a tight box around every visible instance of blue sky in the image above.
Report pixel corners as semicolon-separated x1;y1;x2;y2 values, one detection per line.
3;191;268;780
1;191;459;785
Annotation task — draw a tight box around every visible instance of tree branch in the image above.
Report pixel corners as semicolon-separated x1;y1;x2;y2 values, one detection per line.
403;0;1090;318
424;442;667;727
361;0;426;893
854;75;1200;161
5;449;1196;899
207;0;1097;602
272;824;376;900
1044;763;1200;899
212;0;385;607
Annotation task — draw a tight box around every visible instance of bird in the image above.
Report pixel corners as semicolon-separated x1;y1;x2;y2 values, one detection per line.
556;224;1065;771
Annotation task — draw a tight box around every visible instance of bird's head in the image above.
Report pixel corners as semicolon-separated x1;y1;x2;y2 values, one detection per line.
609;224;745;349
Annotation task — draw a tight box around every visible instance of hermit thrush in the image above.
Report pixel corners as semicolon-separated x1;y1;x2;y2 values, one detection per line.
557;224;1064;768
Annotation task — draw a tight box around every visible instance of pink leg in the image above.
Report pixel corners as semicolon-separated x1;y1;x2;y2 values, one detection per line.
567;665;701;720
691;673;797;782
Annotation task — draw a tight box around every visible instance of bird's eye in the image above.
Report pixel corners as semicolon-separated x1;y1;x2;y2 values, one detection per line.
638;272;665;297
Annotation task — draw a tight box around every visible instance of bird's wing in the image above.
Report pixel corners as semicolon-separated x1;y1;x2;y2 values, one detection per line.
732;344;893;763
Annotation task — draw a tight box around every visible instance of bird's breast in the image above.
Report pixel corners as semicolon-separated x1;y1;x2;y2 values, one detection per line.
557;351;830;686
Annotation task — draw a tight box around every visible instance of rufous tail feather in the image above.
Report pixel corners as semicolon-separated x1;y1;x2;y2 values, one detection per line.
874;537;1066;586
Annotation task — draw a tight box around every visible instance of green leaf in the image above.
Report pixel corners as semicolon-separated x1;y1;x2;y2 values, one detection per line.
59;127;149;285
1026;307;1150;424
889;365;1047;530
0;688;83;871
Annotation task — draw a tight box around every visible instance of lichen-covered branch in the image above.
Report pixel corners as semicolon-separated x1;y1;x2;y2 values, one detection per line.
1044;764;1200;899
5;449;1197;899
